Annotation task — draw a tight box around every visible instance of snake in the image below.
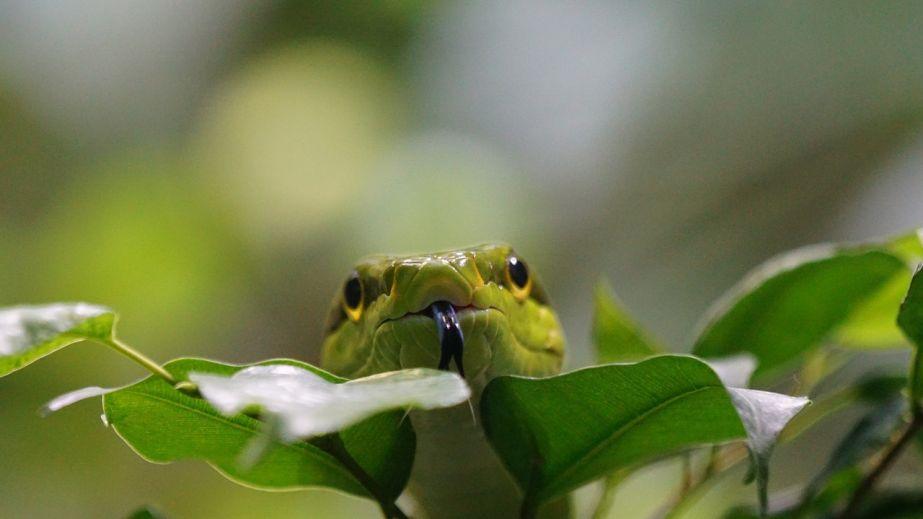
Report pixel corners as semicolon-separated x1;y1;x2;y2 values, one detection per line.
321;243;566;518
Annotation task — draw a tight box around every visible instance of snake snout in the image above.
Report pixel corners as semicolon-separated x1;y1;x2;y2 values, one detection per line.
394;261;475;314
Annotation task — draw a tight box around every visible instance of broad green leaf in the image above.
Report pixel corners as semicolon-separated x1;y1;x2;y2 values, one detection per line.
898;265;923;403
480;355;807;509
837;230;923;347
103;358;416;501
692;243;908;379
0;303;113;377
190;365;470;441
593;280;661;363
590;354;757;519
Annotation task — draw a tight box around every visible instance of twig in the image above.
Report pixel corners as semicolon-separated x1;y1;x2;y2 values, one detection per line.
662;445;750;519
838;409;923;519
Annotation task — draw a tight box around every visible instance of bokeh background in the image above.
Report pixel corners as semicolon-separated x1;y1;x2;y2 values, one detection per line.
3;2;923;518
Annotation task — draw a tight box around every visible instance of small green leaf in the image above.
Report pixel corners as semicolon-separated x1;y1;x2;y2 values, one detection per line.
0;303;114;377
480;355;807;509
693;242;909;379
593;280;661;363
898;265;923;403
103;358;416;502
190;365;470;440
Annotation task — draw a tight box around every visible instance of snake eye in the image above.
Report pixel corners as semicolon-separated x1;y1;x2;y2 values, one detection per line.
505;255;532;300
342;272;364;321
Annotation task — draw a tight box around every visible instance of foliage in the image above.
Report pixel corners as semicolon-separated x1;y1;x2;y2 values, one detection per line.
3;229;923;518
103;358;421;502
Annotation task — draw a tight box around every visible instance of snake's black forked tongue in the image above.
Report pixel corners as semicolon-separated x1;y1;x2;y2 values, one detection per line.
431;301;465;378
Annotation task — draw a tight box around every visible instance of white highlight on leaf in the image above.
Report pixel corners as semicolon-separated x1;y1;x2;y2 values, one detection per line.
728;387;810;513
39;386;117;416
706;353;758;388
0;303;109;355
189;365;471;441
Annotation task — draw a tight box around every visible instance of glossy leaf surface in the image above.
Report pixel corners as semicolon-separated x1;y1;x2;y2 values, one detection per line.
481;355;807;508
0;303;113;377
104;358;416;501
693;244;907;379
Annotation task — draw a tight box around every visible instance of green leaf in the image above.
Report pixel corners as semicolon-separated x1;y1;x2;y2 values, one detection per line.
593;280;661;363
189;365;469;441
103;358;416;502
480;355;807;510
692;242;909;379
898;265;923;403
0;303;114;377
837;230;923;348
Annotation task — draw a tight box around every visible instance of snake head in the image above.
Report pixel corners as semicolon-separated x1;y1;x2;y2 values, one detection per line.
320;243;565;386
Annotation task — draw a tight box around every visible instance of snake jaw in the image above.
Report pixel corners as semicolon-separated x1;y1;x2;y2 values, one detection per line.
430;301;465;378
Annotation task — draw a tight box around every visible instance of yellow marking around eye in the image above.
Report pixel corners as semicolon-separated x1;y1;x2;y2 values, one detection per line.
343;302;363;322
505;263;532;301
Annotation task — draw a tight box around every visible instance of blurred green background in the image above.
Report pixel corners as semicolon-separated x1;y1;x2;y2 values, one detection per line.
3;2;923;518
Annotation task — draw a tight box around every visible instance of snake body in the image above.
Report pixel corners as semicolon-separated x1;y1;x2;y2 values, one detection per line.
321;244;566;517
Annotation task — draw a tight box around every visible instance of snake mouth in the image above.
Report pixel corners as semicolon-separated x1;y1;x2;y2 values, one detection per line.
378;301;483;378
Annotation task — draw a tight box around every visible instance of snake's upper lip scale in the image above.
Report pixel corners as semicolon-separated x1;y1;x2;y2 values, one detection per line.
404;303;476;317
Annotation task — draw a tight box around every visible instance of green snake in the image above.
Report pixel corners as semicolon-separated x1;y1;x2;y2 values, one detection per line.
321;243;566;518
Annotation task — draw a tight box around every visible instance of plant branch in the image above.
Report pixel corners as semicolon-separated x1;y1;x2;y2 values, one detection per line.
315;434;408;519
838;409;923;519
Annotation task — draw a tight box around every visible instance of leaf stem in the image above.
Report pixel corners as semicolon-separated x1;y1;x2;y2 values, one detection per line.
593;471;628;519
663;445;750;519
838;409;922;519
315;435;408;519
666;383;872;519
99;337;177;385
